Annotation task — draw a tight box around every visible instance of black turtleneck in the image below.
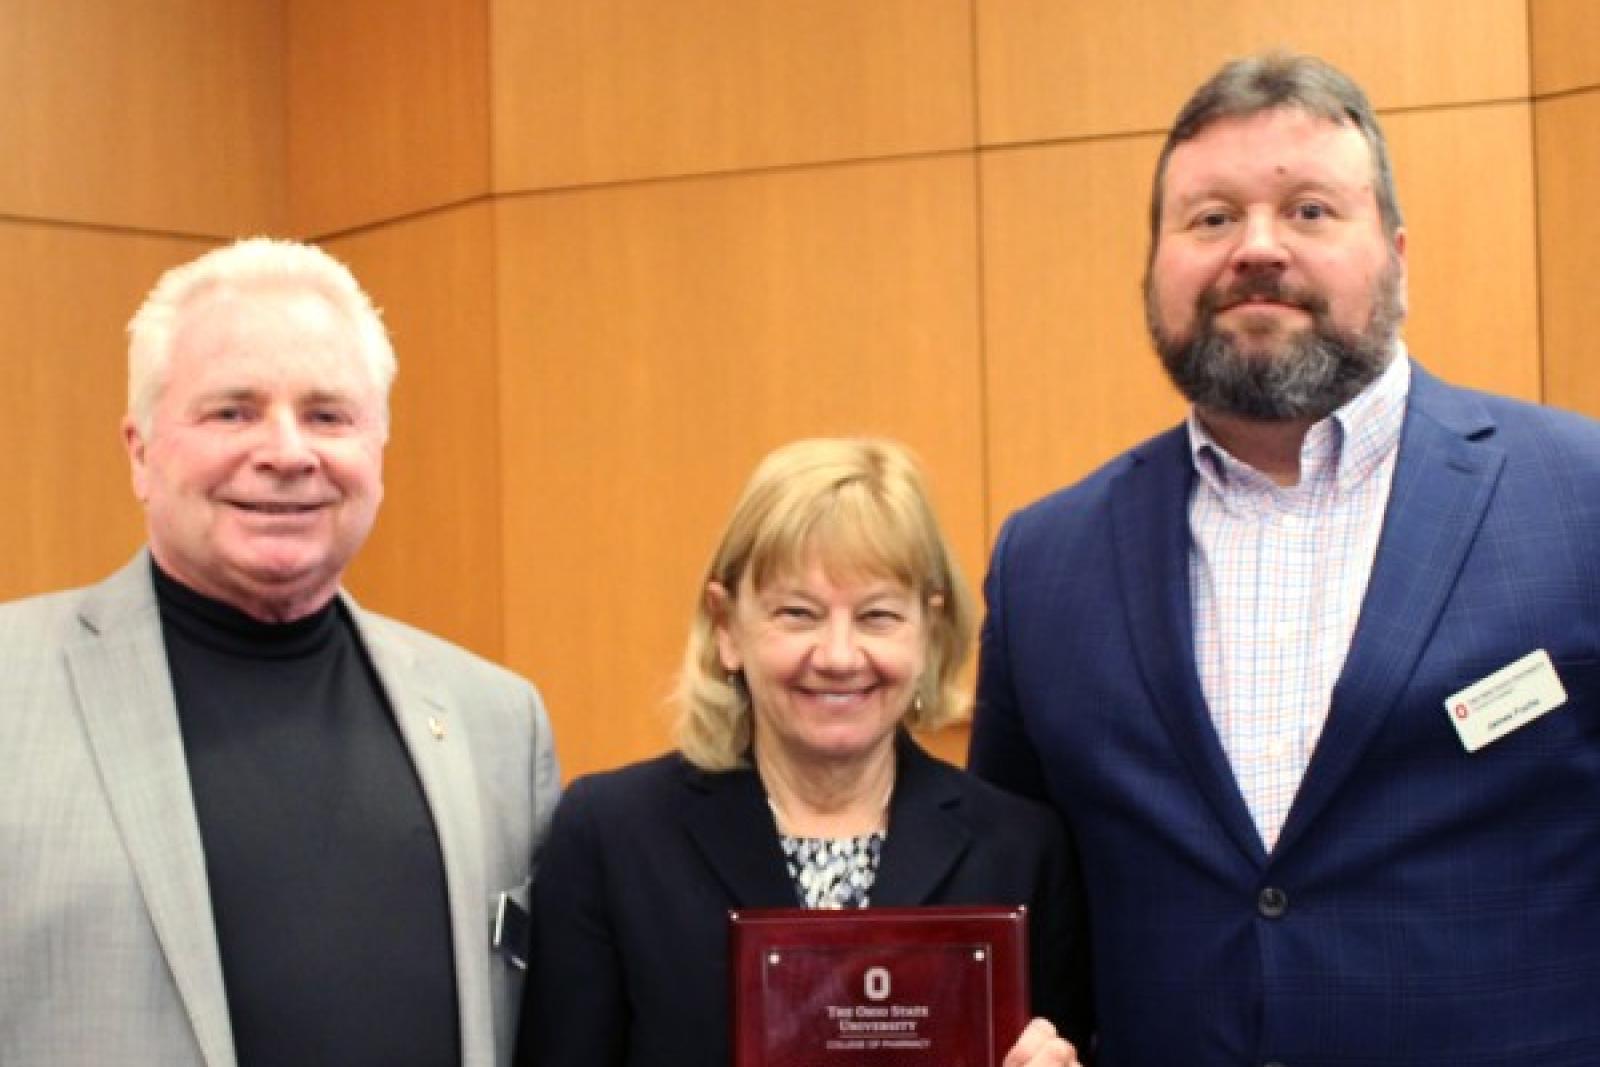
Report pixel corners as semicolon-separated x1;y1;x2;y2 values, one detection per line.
154;561;459;1067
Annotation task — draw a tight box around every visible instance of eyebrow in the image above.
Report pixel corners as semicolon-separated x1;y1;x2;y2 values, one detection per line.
1169;175;1357;212
191;386;262;406
189;386;362;409
299;389;359;407
763;582;911;603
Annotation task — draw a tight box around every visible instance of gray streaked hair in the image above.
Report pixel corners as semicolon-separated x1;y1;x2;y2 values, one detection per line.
1148;51;1404;251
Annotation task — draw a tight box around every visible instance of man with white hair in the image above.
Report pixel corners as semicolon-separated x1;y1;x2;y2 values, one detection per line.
0;238;559;1067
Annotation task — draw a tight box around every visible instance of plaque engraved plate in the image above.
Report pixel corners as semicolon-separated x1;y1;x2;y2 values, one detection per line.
729;905;1028;1066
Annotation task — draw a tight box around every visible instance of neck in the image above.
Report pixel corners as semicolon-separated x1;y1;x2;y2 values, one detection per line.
1196;410;1314;487
756;736;896;838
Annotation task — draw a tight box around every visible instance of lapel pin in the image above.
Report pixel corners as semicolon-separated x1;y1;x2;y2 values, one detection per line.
428;714;447;741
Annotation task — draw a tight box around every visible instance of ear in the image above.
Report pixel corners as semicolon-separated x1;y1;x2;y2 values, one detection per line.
122;415;151;503
705;580;741;673
1388;226;1409;319
1391;225;1408;267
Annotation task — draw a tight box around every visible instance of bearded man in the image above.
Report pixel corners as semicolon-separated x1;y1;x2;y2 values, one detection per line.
970;51;1600;1066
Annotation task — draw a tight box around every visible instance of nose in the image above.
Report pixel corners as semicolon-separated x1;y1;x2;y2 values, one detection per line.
253;409;317;474
813;613;865;673
1230;209;1289;274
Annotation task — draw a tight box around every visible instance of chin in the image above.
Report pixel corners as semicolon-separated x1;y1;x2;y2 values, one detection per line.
228;552;332;588
802;729;895;760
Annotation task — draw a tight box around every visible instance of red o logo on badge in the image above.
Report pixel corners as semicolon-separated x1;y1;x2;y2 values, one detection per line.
1453;702;1470;720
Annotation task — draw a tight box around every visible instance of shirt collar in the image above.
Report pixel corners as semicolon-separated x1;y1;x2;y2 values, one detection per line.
1187;343;1412;499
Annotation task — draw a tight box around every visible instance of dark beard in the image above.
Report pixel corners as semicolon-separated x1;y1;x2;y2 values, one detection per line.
1147;258;1404;422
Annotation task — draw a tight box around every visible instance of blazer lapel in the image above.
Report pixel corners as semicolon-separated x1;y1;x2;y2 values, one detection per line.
680;763;799;908
1111;429;1267;865
1278;367;1503;853
346;602;498;1067
679;743;973;908
869;737;971;906
66;553;238;1067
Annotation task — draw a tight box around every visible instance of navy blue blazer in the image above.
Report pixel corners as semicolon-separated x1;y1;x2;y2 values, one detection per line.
970;363;1600;1066
517;734;1093;1066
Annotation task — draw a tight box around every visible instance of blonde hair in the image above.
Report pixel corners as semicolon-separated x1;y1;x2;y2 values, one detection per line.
126;237;396;436
674;437;975;771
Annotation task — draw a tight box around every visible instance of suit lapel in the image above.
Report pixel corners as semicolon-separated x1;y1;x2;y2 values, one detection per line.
1111;429;1268;865
680;743;974;907
1277;368;1503;853
347;602;497;1067
870;737;972;906
66;554;238;1067
680;762;801;908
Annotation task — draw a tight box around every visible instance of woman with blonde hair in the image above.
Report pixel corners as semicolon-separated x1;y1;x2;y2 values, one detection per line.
519;438;1091;1066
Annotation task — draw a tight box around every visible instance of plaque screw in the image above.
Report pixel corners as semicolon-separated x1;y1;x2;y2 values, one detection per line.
769;952;781;966
973;949;986;962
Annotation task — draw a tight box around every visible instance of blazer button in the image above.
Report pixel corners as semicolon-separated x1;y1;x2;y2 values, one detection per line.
1258;886;1288;918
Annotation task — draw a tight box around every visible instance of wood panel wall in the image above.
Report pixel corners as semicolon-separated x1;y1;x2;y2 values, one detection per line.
0;0;281;597
1532;0;1600;415
5;0;1596;782
287;0;491;235
0;0;284;235
494;158;986;774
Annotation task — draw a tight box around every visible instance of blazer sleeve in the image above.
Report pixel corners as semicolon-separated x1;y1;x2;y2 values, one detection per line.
516;778;628;1067
1027;808;1097;1059
970;514;1052;802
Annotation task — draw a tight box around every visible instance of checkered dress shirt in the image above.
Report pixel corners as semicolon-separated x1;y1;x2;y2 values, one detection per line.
1188;351;1411;849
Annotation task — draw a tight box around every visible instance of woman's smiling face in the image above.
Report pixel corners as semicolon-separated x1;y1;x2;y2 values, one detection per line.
710;556;929;770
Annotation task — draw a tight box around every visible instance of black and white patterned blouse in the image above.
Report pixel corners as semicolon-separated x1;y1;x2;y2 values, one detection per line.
779;831;885;909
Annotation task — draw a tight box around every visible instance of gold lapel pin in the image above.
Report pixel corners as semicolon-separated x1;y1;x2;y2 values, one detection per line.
427;714;447;740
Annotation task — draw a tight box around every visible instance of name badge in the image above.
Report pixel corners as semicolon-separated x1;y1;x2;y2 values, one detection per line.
1444;648;1568;753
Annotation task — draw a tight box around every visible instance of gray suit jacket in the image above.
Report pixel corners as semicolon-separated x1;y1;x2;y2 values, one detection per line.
0;551;560;1067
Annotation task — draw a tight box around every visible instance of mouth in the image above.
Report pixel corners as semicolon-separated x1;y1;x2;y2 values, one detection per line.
227;501;328;515
1220;294;1303;312
798;685;878;707
1210;278;1326;318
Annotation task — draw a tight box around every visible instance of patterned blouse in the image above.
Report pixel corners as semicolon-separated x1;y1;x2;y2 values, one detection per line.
779;831;886;909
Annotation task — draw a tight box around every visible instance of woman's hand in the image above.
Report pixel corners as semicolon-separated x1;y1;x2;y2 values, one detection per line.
1002;1017;1079;1066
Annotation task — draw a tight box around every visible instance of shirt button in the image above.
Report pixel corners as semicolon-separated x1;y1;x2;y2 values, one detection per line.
1258;886;1288;918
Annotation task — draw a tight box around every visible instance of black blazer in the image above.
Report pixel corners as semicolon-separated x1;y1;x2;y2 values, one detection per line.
516;733;1092;1066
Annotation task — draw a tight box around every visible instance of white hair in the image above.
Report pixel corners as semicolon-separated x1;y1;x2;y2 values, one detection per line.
126;237;396;434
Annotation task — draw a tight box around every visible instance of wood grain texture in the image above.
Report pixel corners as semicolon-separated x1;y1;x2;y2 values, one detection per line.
1531;0;1600;96
977;0;1530;146
288;0;491;236
491;0;975;191
1383;104;1540;402
1536;91;1600;419
0;0;284;235
494;158;985;778
981;134;1183;525
327;205;504;660
0;223;213;600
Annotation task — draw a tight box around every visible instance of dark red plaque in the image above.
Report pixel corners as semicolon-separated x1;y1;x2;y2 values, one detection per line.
729;905;1028;1066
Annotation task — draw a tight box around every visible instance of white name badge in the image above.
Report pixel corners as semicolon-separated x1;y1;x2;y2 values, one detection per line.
1444;648;1568;753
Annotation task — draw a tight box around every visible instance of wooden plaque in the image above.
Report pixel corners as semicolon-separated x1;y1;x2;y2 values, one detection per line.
729;905;1029;1066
